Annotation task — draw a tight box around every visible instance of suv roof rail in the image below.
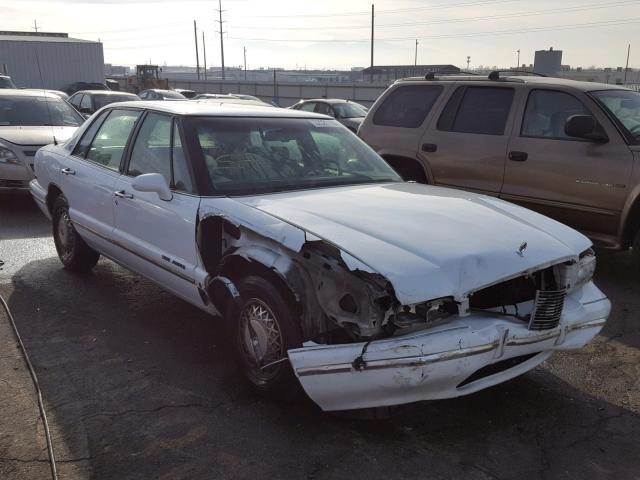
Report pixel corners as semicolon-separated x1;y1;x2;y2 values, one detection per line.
488;70;547;80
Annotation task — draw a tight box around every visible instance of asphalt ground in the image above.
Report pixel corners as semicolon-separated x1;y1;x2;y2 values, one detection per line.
0;191;638;480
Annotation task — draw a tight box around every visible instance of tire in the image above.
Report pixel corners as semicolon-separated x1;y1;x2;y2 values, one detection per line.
231;275;303;397
52;195;100;272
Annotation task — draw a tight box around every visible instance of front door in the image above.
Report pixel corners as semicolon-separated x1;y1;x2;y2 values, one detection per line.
501;87;634;245
111;112;203;307
420;85;519;195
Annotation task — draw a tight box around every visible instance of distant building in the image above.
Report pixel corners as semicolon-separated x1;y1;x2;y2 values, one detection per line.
534;47;563;77
104;64;130;76
0;31;104;90
361;64;460;82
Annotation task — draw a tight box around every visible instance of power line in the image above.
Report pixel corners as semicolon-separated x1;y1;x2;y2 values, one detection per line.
229;0;640;31
225;17;640;43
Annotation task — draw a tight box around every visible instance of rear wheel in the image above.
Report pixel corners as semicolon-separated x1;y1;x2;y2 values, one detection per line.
231;275;303;397
52;195;100;272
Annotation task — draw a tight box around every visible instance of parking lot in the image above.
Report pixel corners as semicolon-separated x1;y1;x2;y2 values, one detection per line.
0;191;637;479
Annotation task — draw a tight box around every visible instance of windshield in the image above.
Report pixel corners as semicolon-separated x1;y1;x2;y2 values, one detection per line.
333;102;367;118
188;117;402;195
592;90;640;142
0;77;16;89
0;95;84;126
94;94;138;109
161;91;186;99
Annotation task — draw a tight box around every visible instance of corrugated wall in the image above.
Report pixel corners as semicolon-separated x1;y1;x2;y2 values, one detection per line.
0;40;104;90
168;78;389;107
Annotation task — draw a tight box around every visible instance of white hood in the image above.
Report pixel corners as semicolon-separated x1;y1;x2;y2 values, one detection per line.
0;126;78;146
235;183;592;304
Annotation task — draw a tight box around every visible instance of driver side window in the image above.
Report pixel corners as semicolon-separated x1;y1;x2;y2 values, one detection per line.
521;89;591;140
128;113;172;184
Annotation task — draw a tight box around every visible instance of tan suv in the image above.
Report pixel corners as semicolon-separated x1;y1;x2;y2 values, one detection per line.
358;72;640;256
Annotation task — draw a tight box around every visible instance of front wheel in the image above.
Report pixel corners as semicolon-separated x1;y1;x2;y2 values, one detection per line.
52;195;100;272
231;275;303;397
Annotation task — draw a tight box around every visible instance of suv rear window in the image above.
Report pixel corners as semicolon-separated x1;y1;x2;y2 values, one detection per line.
437;86;514;135
373;85;442;128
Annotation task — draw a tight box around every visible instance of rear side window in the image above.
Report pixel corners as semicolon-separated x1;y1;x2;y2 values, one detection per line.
373;85;443;128
438;86;514;135
521;89;591;139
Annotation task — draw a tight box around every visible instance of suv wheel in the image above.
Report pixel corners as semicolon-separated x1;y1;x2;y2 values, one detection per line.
231;275;303;397
52;196;100;272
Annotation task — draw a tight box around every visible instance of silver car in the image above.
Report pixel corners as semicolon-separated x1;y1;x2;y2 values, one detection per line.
0;89;84;190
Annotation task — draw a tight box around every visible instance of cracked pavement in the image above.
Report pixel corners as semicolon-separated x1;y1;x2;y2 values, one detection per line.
0;192;638;479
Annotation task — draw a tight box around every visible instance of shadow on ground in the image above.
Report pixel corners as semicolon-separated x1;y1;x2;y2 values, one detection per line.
1;252;638;479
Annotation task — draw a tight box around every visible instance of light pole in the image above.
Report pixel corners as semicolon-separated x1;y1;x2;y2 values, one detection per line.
244;46;247;81
516;49;520;69
414;39;418;66
466;56;470;70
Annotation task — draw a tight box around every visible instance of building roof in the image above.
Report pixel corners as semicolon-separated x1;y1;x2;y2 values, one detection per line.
0;31;98;44
107;100;332;118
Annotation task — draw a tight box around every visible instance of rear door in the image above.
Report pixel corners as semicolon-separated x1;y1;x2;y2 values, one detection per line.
502;87;633;243
111;112;203;306
420;84;519;194
62;108;141;256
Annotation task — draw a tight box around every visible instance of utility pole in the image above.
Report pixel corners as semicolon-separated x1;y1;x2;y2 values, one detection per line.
244;46;247;81
193;20;200;80
624;44;631;84
414;39;418;66
217;0;226;80
516;49;520;69
32;20;39;32
370;4;374;82
202;31;207;81
466;56;471;70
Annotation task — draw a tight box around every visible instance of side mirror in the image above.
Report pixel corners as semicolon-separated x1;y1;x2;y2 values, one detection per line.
564;115;609;143
131;173;172;201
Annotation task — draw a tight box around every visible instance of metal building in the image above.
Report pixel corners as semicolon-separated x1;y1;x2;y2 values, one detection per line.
0;31;104;90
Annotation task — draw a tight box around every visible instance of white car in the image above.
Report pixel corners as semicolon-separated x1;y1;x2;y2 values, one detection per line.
30;101;611;411
0;89;83;190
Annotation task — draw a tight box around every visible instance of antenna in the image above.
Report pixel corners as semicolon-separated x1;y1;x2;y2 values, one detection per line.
34;49;57;146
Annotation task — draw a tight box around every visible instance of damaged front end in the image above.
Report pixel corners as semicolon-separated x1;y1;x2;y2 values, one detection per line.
196;200;609;411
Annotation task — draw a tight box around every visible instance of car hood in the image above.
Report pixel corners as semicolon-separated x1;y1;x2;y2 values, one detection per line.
234;182;592;305
339;117;364;130
0;126;78;146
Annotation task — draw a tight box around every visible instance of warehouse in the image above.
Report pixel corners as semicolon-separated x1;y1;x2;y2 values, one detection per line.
0;31;104;91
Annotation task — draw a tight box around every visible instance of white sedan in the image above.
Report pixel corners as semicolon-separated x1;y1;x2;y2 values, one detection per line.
30;101;610;411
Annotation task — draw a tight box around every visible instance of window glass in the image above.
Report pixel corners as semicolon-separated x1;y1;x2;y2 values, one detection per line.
314;103;333;116
69;94;82;108
80;94;92;110
299;102;316;112
591;90;640;143
72;110;110;158
128;113;172;183
190;116;401;196
333;103;367;118
94;94;138;110
87;109;141;170
172;122;194;193
373;85;443;128
449;87;514;135
522;90;591;139
0;95;84;127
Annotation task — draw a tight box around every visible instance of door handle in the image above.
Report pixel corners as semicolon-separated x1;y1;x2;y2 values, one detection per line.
114;190;134;199
421;143;438;153
60;167;75;176
508;151;528;162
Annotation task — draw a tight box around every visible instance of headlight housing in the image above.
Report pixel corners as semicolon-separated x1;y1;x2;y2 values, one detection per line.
575;248;596;289
0;145;19;165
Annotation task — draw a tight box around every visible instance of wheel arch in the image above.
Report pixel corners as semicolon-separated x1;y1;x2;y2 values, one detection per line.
46;183;64;214
620;187;640;249
381;154;430;184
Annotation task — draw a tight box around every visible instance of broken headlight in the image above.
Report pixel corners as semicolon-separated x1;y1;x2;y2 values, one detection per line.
575;248;596;289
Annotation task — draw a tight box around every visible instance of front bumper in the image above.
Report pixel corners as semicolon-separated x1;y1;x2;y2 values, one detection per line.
288;281;610;411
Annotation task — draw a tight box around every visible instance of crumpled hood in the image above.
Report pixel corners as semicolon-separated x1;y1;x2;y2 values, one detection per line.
236;183;592;304
0;126;78;146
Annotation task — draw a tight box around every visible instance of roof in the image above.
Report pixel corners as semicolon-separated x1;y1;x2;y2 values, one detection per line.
396;74;633;92
0;88;66;99
73;90;138;96
108;100;332;119
0;31;97;44
297;98;353;104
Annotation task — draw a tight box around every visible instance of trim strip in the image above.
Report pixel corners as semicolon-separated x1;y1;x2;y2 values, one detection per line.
566;318;607;332
506;329;560;346
295;341;499;377
72;220;196;285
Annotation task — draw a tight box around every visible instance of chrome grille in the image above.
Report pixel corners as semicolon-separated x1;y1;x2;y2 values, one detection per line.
528;289;566;331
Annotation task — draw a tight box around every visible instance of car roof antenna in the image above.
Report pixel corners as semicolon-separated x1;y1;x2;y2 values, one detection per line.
34;49;57;145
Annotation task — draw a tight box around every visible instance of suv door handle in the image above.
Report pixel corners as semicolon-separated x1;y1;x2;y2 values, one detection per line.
421;143;438;153
508;151;528;162
114;190;134;199
60;167;75;176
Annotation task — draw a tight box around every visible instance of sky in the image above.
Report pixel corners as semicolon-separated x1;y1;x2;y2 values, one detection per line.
1;0;639;70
